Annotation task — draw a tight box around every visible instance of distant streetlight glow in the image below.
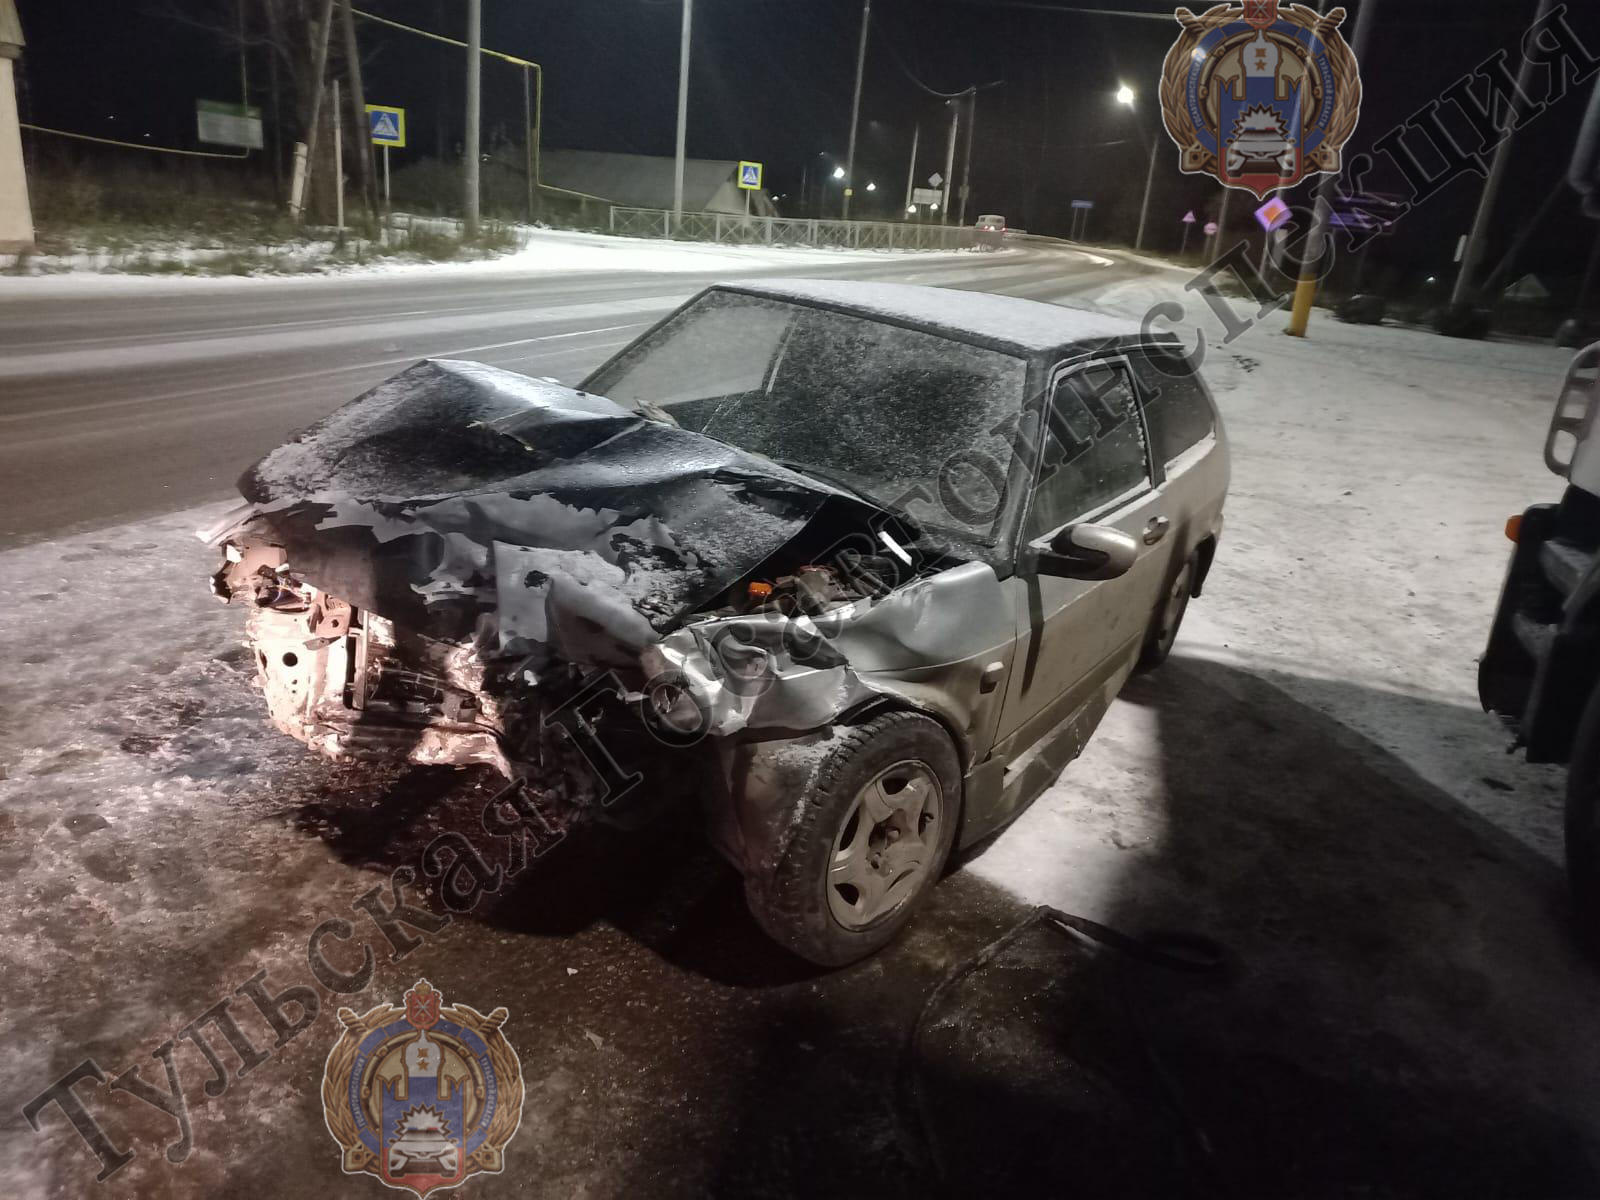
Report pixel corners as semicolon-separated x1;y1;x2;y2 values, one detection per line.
906;204;917;214
1116;85;1135;107
832;165;846;180
866;182;876;192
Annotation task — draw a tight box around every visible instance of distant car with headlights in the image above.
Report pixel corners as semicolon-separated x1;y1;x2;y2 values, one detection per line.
975;214;1007;250
209;280;1228;965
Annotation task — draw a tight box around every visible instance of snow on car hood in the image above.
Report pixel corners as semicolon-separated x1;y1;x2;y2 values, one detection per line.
220;358;893;664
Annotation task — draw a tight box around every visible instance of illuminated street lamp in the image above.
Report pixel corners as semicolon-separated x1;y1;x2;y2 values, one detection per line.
1116;84;1158;252
865;182;876;192
832;165;846;180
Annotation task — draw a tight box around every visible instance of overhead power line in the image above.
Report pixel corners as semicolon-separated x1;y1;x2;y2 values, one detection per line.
20;124;250;159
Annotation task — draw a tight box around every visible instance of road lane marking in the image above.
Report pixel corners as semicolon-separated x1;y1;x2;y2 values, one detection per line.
0;323;651;425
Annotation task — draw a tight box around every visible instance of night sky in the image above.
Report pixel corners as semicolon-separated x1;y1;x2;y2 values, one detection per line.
12;0;1600;288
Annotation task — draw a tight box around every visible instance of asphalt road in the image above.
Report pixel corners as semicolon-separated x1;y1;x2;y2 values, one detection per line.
0;242;1150;548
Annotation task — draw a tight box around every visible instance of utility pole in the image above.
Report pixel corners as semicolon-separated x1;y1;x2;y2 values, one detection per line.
464;0;481;237
1288;0;1380;335
941;99;959;223
673;0;693;227
1135;137;1157;250
339;0;375;219
1450;0;1557;309
903;123;919;215
332;76;345;231
289;0;337;221
842;0;872;219
957;88;976;226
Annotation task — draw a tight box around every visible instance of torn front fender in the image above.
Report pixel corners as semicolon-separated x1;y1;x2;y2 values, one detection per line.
650;559;1016;760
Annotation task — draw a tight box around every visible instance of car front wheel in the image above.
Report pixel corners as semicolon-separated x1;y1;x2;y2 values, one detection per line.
1137;553;1196;671
743;711;961;966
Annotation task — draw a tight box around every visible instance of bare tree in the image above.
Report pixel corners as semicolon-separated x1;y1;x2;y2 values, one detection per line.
157;0;373;217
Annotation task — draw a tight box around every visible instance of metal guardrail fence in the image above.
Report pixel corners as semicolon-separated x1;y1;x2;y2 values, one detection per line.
608;206;973;251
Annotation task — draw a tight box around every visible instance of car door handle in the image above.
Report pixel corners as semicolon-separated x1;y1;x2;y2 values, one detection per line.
1143;516;1171;545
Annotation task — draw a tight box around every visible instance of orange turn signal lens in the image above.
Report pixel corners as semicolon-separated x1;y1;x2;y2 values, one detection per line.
1505;514;1522;543
747;581;773;599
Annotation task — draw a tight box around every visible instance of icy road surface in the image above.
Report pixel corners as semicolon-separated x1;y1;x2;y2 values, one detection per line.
3;244;1599;1197
0;239;1130;548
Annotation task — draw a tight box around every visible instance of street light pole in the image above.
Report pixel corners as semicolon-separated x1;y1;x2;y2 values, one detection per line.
463;0;481;237
1288;0;1381;335
842;0;871;219
941;100;959;223
958;88;976;227
1451;0;1556;309
1117;85;1157;252
1136;139;1158;250
903;123;919;215
673;0;693;228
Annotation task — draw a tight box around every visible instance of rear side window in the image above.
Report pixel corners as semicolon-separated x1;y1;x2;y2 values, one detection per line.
1130;350;1215;465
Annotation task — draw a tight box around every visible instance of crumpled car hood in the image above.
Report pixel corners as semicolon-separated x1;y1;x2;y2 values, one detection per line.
218;358;894;665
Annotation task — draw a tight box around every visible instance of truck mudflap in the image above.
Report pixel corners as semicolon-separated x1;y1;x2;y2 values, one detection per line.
1481;492;1600;764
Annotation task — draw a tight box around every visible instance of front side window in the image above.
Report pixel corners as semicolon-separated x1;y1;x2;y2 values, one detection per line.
584;292;1031;546
1025;362;1150;539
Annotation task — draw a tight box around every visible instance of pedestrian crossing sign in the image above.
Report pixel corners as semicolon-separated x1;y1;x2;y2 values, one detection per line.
366;105;406;148
738;161;763;190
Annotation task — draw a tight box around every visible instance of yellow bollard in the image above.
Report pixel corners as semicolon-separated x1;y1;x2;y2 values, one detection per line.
1286;275;1317;337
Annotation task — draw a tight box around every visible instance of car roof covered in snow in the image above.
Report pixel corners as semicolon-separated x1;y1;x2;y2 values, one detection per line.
715;278;1159;359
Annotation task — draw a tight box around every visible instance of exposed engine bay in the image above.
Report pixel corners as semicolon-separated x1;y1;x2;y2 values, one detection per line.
207;359;1016;869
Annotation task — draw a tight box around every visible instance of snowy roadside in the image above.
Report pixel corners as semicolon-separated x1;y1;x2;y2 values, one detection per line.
0;224;994;297
1061;265;1575;861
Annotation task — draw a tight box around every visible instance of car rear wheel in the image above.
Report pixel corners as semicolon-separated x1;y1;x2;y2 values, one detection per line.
1566;682;1600;954
1137;553;1196;672
743;711;961;966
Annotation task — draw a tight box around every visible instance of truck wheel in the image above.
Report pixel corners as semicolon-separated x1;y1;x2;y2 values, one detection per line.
1567;683;1600;953
1137;554;1196;672
744;711;961;967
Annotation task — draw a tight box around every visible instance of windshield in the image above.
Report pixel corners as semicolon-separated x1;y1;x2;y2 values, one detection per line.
582;292;1031;545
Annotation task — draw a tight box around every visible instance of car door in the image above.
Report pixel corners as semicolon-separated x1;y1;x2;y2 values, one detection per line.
992;355;1177;760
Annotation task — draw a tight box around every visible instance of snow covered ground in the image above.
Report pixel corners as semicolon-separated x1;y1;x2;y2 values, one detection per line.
969;269;1575;918
0;224;986;296
5;256;1599;1197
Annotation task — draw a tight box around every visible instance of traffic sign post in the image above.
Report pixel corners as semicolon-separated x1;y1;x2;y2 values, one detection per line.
738;160;762;218
1070;199;1094;241
366;105;406;209
1181;209;1197;256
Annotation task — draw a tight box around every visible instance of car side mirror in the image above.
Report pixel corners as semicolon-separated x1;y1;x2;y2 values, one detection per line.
1027;523;1139;581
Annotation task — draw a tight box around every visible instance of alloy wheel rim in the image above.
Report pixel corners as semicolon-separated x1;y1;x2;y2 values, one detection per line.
826;760;942;930
1157;561;1194;651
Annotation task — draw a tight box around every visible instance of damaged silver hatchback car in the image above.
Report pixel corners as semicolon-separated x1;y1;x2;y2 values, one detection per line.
207;280;1228;965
